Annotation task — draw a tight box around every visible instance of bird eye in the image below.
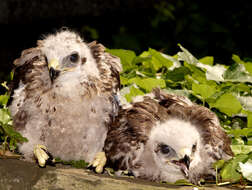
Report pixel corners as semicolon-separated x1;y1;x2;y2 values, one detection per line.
160;144;170;154
69;53;79;63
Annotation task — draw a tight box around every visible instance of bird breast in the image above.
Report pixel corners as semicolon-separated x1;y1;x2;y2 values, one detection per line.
39;74;113;162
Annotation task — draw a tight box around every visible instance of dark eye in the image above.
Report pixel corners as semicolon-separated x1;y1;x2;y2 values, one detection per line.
70;53;79;63
160;144;170;154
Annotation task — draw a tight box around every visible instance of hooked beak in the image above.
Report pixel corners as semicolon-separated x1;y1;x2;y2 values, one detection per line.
169;148;192;177
48;59;60;81
171;155;191;177
180;154;190;170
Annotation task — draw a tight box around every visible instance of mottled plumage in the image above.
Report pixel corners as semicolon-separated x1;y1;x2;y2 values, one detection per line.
105;89;233;184
9;30;121;164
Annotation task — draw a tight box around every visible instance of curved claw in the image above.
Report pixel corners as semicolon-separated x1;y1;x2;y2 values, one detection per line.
33;144;54;167
89;152;107;173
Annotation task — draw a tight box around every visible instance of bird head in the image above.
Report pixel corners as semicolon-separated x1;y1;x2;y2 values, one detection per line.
38;30;100;81
144;118;202;183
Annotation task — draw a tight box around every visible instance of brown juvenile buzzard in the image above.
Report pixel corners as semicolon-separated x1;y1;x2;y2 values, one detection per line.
105;89;233;184
9;30;121;172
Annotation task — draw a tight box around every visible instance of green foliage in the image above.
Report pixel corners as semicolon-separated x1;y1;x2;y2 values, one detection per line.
55;158;89;168
224;63;252;83
124;85;144;102
220;154;248;183
192;83;216;105
0;83;27;153
129;77;166;92
108;45;252;186
239;159;252;182
199;56;214;66
106;49;137;72
231;145;252;155
140;48;173;71
209;93;242;117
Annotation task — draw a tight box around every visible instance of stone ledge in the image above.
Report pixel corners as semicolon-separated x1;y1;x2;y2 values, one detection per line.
0;159;233;190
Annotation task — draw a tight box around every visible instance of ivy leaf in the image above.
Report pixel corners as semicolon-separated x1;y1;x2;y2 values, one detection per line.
2;124;28;142
0;94;9;107
106;49;136;72
209;93;242;116
238;97;252;112
199;56;214;65
139;78;166;92
0;108;12;125
132;55;152;65
234;83;251;93
213;160;225;170
243;62;252;76
232;54;252;76
165;66;191;82
220;154;248;183
203;64;227;82
129;77;166;92
239;159;252;182
120;76;130;86
177;44;198;65
124;85;145;102
140;48;173;71
161;53;181;70
228;128;252;138
192;83;216;100
184;63;207;83
232;54;244;64
224;63;252;83
178;45;227;81
231;145;252;155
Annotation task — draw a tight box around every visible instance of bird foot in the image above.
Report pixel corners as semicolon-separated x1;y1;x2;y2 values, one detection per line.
33;144;55;167
88;152;107;173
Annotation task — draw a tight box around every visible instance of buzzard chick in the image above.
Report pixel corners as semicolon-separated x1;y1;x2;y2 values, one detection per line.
9;30;121;172
105;89;233;184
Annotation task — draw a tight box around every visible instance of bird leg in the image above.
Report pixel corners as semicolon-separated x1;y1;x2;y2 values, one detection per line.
89;152;107;173
33;144;55;167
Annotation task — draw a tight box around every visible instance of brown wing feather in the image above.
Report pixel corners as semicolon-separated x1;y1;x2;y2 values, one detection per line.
88;41;122;121
9;48;51;99
8;48;51;131
88;41;121;93
152;88;192;107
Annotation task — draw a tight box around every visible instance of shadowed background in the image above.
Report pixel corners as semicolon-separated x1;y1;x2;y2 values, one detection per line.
0;0;251;82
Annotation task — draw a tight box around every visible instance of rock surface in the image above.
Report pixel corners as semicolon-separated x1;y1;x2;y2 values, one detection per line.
0;159;235;190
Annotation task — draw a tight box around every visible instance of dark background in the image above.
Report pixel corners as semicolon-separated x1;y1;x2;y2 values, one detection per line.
0;0;252;82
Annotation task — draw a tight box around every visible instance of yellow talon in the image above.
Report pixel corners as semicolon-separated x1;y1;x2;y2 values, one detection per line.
89;152;107;173
33;144;49;167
